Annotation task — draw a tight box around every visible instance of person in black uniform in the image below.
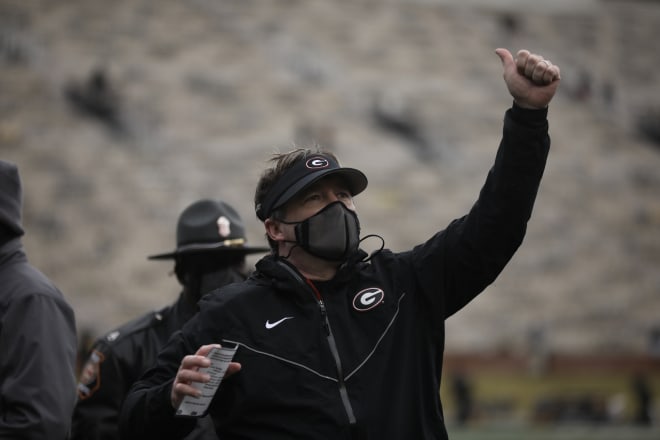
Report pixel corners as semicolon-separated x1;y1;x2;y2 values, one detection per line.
0;160;78;440
72;199;268;440
120;48;561;439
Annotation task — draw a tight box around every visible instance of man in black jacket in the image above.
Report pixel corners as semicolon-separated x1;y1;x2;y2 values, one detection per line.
119;48;561;439
72;199;268;440
0;160;78;440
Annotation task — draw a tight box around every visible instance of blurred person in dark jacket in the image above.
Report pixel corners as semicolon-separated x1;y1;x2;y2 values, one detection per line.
0;160;78;440
71;199;268;440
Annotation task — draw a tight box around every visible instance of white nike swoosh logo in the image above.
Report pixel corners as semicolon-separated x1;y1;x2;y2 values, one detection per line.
265;316;294;329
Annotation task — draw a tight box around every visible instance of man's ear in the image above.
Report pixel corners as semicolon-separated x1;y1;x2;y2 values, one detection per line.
264;218;285;242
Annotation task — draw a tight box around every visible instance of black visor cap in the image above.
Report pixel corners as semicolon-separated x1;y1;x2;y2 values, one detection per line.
256;155;367;221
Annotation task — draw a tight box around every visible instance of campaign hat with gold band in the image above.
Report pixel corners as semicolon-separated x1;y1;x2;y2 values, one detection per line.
148;199;269;260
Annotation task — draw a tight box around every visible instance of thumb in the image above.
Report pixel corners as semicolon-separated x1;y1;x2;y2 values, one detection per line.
495;48;513;69
196;343;221;356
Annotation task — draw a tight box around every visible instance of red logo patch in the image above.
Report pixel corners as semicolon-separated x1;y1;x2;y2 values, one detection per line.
77;350;105;400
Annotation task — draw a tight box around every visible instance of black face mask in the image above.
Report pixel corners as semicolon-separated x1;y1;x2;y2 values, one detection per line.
281;201;361;262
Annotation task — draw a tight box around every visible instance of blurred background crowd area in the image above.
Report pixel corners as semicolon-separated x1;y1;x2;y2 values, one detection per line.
1;0;659;434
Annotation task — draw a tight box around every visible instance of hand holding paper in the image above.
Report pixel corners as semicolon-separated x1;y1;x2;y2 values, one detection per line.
170;344;241;414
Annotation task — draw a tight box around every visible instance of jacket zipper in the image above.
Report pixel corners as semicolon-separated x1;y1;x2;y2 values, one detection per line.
277;261;358;427
318;298;357;425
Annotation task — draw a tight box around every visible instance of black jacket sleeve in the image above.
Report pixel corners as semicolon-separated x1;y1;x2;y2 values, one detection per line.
118;329;198;440
413;104;550;318
71;340;130;440
0;290;78;440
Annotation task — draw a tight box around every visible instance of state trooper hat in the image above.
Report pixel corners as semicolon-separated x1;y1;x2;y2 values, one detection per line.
148;199;269;260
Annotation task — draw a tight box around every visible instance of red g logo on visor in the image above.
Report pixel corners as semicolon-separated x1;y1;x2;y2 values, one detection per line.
306;157;330;169
353;288;384;312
